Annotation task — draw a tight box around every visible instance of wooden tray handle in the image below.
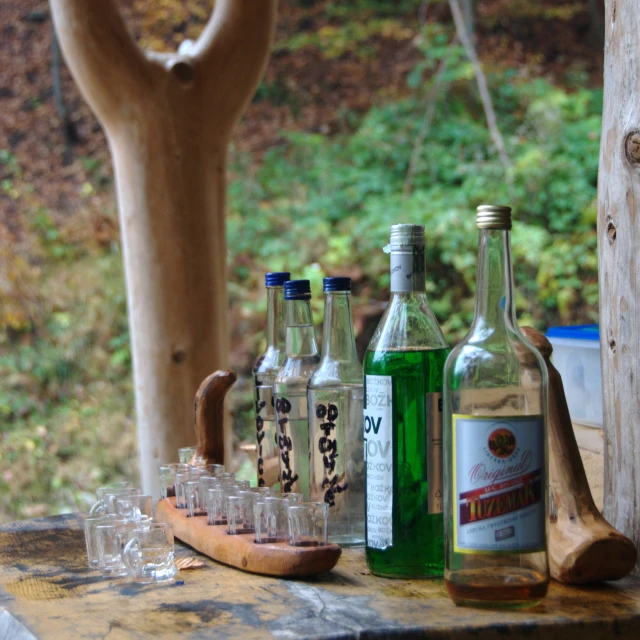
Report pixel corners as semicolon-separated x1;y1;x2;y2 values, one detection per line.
521;326;637;583
194;369;237;465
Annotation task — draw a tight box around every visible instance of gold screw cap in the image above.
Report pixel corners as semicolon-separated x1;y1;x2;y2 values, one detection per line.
476;204;512;230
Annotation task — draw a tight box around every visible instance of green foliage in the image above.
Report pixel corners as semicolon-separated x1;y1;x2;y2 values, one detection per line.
229;60;601;340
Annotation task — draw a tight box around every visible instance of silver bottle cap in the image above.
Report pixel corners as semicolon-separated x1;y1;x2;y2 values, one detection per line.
389;223;425;247
476;205;512;230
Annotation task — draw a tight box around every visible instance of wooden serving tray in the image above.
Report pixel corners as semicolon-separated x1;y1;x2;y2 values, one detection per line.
155;497;342;577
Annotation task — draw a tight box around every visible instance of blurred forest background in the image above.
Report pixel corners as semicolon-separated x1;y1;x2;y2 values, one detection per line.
0;0;604;521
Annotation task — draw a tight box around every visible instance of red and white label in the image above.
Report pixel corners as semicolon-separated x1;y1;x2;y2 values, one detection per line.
452;415;546;554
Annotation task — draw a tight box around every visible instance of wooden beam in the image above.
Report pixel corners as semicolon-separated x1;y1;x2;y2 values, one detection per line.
49;0;278;493
598;0;640;574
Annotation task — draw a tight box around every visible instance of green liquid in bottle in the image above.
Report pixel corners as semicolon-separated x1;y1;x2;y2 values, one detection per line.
364;346;450;578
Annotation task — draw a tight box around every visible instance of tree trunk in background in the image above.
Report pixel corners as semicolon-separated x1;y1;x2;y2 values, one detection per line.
50;0;277;494
598;0;640;574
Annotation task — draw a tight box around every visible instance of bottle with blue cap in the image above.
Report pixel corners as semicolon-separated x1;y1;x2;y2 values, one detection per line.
308;277;365;547
273;280;320;498
253;272;290;487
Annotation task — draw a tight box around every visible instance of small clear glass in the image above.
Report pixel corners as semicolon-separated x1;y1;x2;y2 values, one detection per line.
178;446;199;464
162;463;189;498
206;487;237;525
96;522;129;577
227;494;255;535
90;487;141;516
216;472;236;485
185;481;206;517
174;472;190;509
84;514;124;568
281;492;303;504
201;464;225;476
255;497;287;543
287;502;329;547
115;495;153;522
123;523;177;584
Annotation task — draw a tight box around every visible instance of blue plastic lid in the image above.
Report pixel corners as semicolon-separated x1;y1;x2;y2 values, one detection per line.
284;279;311;300
546;324;599;341
265;272;290;287
323;277;351;292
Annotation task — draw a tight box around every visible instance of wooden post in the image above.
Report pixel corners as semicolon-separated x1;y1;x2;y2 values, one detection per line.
49;0;278;493
598;0;640;574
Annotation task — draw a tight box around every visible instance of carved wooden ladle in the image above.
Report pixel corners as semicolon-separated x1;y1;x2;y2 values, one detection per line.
522;326;637;584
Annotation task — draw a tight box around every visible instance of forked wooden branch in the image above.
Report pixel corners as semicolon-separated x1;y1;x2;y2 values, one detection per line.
194;369;237;464
522;327;637;584
49;0;277;491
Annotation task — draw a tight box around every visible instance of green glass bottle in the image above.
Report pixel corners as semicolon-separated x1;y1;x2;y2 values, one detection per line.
363;224;450;578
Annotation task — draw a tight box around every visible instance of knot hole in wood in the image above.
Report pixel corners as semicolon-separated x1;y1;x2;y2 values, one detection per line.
606;217;617;243
171;60;195;85
172;349;187;364
624;131;640;166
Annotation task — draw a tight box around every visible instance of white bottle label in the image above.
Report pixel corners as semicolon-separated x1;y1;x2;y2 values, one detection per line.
364;375;393;549
452;415;545;554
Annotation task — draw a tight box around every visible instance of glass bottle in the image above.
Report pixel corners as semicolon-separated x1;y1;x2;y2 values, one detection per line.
308;277;365;547
253;272;290;488
443;205;549;608
273;280;320;498
363;224;450;577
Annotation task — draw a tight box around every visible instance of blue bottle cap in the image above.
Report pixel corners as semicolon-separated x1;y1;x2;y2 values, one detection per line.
284;280;311;300
323;277;351;292
265;272;291;287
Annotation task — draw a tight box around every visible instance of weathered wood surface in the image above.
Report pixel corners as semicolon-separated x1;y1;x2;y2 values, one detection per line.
2;516;640;639
597;0;640;575
49;0;278;493
155;498;341;577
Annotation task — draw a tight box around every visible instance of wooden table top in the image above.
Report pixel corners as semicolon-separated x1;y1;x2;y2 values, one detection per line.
1;514;639;639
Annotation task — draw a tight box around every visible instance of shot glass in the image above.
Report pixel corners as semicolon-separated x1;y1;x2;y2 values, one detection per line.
115;494;153;522
158;463;181;500
247;486;273;496
203;464;225;476
184;481;206;517
174;471;190;509
255;497;286;544
281;492;303;504
123;523;177;584
90;487;141;516
96;522;130;577
227;494;255;535
84;514;125;568
206;486;237;525
287;502;329;547
188;466;208;481
178;446;198;464
215;472;236;485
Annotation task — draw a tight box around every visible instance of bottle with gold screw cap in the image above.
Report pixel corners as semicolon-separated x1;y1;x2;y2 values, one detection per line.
443;205;549;607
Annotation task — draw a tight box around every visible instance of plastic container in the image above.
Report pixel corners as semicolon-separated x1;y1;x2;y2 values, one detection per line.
546;325;603;428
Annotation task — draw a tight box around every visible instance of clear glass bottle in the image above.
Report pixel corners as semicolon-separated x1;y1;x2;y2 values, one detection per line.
273;280;320;498
443;205;549;608
308;277;365;547
253;272;290;488
363;224;450;578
